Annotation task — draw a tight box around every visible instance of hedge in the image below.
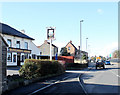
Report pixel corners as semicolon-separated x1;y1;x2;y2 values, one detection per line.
19;59;65;79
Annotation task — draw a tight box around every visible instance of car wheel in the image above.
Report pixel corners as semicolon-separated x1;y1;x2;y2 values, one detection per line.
103;65;105;69
96;66;97;69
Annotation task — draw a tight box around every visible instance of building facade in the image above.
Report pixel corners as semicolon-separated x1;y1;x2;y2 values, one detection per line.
37;40;58;58
65;40;88;59
0;23;40;66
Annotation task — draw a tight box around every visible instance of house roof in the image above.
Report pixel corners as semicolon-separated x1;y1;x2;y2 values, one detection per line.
37;41;58;49
47;42;58;48
0;35;8;47
0;23;34;40
65;41;77;50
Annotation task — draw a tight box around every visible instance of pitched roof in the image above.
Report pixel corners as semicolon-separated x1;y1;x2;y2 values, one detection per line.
0;23;34;40
0;35;8;46
37;41;58;48
47;42;58;48
65;41;77;50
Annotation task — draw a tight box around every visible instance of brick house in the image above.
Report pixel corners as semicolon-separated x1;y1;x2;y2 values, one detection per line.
37;40;58;59
65;40;77;56
65;40;88;59
0;34;8;93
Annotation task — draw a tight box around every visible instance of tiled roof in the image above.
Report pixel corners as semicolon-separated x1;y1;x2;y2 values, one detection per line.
65;41;77;50
0;23;34;40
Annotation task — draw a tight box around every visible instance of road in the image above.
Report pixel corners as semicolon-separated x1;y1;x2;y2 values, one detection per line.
4;69;86;95
81;62;120;95
4;62;120;95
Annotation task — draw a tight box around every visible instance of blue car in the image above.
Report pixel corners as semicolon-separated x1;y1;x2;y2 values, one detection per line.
105;61;111;65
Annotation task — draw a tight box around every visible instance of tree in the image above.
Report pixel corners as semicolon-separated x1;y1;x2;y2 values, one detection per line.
60;47;70;56
112;50;120;58
82;54;88;60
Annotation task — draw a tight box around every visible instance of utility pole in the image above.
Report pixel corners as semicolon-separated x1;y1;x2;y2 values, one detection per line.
80;20;84;63
50;39;52;60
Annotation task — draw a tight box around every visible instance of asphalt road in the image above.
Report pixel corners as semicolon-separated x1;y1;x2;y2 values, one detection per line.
4;62;120;95
81;62;120;95
4;69;87;95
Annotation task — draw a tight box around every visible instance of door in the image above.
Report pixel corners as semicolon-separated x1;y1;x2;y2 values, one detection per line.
17;53;21;66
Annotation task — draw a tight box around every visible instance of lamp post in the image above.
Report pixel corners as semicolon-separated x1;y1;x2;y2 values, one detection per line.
80;20;84;63
86;38;88;52
86;38;88;61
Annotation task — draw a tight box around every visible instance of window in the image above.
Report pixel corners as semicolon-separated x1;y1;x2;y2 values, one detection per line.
40;52;42;55
32;54;36;59
24;54;28;59
68;47;70;50
7;53;12;62
16;41;20;48
29;56;31;59
21;55;24;62
13;54;16;62
7;39;11;47
25;42;28;49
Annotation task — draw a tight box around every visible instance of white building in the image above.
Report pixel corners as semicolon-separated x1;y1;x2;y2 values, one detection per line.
0;23;40;66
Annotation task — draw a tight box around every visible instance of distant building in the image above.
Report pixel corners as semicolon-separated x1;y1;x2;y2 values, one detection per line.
65;40;88;59
0;23;40;66
65;40;77;56
37;40;58;59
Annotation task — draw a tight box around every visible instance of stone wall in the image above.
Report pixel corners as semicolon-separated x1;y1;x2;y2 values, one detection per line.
0;36;7;94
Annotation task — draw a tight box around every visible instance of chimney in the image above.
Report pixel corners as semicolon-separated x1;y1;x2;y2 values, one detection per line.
21;29;25;34
44;40;47;43
70;40;72;43
78;46;80;50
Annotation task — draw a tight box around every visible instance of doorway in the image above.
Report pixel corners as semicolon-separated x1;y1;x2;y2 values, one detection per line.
17;53;21;66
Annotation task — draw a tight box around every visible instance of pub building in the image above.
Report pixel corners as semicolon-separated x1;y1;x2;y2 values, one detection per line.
0;23;40;66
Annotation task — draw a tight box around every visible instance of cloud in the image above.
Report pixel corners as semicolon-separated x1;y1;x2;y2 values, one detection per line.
97;9;104;14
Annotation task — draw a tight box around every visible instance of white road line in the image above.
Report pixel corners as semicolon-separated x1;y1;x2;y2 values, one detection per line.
28;75;72;95
110;70;120;78
78;74;88;95
28;83;55;95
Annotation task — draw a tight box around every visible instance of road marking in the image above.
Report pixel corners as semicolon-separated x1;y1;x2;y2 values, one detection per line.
78;74;88;95
110;70;120;78
28;75;72;95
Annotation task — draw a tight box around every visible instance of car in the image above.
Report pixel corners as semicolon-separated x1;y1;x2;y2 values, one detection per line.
105;60;111;65
96;60;105;69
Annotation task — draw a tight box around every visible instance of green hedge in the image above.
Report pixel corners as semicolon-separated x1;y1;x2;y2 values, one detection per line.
65;63;88;70
19;59;65;79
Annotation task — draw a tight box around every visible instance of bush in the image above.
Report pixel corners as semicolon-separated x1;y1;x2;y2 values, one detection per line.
19;59;65;79
65;63;88;70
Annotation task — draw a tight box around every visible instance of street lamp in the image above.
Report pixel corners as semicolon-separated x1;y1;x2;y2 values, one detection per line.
80;20;84;63
86;38;88;52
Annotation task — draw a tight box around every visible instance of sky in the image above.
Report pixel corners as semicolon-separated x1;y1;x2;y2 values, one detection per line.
0;1;118;57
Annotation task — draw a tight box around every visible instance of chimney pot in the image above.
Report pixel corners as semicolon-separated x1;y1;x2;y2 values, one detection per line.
70;40;72;43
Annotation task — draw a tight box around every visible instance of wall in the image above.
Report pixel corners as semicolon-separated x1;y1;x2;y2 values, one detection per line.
66;43;75;56
53;56;74;63
2;34;40;66
0;36;7;94
39;42;57;56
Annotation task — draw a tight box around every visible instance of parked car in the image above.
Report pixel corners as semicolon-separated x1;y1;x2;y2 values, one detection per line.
105;60;111;65
96;60;105;69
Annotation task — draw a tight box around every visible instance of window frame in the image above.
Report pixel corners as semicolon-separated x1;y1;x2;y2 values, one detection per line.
16;41;20;48
7;39;12;47
25;42;28;49
7;52;12;62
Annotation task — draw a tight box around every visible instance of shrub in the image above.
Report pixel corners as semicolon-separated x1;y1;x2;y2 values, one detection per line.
19;59;65;79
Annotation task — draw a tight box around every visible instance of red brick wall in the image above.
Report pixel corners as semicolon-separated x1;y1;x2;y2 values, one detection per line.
53;56;74;63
